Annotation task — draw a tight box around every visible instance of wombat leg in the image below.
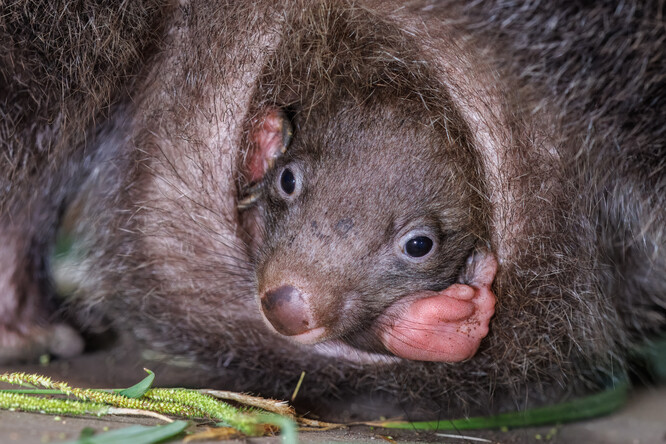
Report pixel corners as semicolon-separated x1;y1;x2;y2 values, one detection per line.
0;233;84;364
377;251;497;362
0;323;84;364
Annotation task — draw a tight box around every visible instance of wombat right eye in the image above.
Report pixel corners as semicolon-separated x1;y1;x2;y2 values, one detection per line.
280;168;296;194
405;236;434;258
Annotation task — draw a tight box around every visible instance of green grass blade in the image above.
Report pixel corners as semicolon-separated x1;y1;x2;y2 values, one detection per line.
0;392;109;416
65;420;189;444
117;369;155;399
0;389;64;395
379;382;629;430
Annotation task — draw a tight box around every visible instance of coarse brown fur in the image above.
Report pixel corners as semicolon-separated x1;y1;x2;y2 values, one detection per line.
1;0;664;421
0;0;170;360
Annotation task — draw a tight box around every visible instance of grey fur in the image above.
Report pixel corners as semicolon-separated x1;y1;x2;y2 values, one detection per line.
0;0;664;420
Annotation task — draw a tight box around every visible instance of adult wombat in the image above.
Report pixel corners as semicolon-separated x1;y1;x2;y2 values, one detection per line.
1;0;663;421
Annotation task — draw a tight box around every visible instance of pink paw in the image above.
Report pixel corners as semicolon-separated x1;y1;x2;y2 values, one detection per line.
378;251;497;362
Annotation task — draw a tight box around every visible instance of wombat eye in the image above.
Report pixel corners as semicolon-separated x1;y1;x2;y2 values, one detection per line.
280;168;296;194
404;236;433;258
276;164;302;199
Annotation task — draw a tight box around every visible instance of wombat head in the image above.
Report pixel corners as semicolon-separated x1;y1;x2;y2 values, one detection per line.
240;101;496;364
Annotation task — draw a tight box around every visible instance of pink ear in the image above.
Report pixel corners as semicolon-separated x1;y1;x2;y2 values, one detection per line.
245;108;291;183
378;251;497;362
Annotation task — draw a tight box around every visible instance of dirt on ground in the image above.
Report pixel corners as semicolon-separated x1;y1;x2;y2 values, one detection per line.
1;337;664;444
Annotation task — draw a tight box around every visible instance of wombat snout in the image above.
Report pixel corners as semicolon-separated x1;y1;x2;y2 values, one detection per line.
261;285;319;338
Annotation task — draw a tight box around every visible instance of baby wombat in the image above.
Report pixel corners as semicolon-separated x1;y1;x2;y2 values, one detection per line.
2;0;665;421
242;104;496;364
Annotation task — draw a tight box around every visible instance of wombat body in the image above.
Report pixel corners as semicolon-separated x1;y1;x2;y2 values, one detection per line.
1;0;664;420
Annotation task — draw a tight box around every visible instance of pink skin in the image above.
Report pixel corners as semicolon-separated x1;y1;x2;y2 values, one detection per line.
378;253;497;362
246;108;289;183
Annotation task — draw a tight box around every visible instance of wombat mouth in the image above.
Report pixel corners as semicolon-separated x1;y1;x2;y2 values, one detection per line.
312;338;402;366
262;251;498;366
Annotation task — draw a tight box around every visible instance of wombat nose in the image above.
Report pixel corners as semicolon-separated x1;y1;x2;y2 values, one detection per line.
261;285;314;336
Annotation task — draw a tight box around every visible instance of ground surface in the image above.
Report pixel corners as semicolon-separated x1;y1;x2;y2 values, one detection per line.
1;339;664;444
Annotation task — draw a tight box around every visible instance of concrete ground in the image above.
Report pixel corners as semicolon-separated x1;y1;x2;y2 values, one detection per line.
1;339;664;444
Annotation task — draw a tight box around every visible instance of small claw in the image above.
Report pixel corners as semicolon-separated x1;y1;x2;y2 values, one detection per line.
281;120;293;153
238;183;263;210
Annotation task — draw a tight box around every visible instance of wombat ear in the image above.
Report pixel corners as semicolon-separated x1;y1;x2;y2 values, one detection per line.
244;108;293;183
